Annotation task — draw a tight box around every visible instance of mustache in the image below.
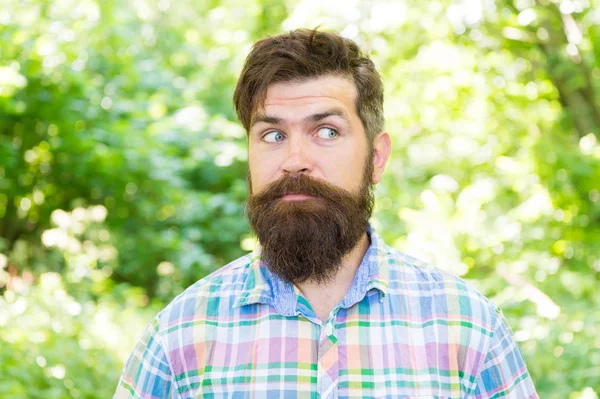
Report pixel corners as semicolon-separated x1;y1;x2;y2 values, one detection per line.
250;174;356;204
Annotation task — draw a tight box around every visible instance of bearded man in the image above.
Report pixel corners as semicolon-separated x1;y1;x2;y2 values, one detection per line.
114;29;538;398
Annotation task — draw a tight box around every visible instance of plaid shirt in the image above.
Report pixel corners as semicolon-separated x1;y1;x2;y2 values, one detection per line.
115;227;538;398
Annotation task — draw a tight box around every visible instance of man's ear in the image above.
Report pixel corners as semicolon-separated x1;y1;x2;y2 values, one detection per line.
371;132;391;184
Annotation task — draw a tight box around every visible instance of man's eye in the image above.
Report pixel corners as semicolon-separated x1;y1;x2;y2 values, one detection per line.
263;131;285;143
316;127;339;139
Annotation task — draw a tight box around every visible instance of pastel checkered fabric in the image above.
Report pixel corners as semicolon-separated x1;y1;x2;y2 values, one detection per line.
114;227;538;398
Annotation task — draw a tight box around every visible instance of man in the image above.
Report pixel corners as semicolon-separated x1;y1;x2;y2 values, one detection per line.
115;29;538;398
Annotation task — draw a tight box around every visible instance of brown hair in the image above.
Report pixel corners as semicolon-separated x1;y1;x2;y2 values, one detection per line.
233;29;384;141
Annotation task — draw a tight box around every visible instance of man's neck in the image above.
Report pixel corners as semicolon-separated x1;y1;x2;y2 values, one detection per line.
296;232;371;322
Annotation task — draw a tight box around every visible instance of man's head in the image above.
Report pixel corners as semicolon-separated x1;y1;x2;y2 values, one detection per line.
237;29;391;284
233;28;384;143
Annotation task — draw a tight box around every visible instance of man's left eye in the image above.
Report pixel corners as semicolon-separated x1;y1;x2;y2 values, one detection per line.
316;127;339;139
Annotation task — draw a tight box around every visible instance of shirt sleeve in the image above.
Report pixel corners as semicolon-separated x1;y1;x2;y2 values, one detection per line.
471;310;538;398
114;317;178;399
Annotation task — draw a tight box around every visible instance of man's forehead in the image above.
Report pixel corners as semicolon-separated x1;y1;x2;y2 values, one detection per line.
250;75;358;124
251;107;352;129
264;75;357;101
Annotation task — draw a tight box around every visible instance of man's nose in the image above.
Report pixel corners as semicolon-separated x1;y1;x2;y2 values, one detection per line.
282;136;313;175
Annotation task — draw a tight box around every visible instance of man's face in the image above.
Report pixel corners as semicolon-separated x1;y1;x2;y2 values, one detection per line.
247;75;371;196
245;75;384;284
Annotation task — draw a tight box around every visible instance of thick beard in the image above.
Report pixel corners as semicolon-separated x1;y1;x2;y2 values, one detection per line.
246;160;374;285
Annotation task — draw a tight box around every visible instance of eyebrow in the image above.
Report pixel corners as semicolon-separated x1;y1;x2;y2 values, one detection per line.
251;108;351;128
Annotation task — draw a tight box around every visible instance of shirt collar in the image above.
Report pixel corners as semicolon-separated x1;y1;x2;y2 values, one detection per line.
232;224;390;315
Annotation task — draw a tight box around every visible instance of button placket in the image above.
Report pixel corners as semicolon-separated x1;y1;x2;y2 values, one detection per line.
324;321;334;337
316;313;339;398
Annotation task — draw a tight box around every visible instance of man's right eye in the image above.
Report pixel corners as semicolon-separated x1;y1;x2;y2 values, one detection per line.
263;131;285;143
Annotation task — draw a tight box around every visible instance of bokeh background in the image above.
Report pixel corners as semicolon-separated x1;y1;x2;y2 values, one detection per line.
1;0;599;397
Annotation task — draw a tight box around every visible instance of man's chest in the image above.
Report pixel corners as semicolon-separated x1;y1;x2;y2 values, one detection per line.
166;304;482;398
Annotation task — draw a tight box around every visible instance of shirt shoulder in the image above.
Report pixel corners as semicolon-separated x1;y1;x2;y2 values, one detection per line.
385;246;502;330
155;253;253;331
383;246;525;394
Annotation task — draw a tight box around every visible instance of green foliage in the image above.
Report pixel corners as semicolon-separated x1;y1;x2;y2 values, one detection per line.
0;207;159;398
1;0;599;398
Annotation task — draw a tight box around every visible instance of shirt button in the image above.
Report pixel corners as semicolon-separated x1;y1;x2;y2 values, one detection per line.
325;322;333;336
